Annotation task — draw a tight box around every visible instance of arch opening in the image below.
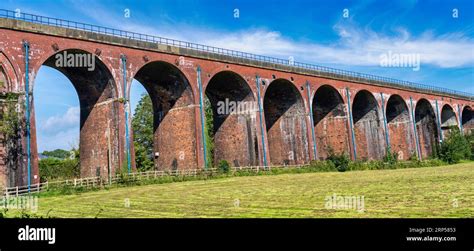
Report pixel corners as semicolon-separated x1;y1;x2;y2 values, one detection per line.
352;90;385;160
132;61;197;171
33;49;119;180
440;104;458;138
263;79;309;165
312;85;349;159
462;106;474;134
205;71;258;167
415;99;439;159
385;95;413;160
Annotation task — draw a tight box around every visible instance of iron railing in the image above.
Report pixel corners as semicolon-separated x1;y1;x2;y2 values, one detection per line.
0;9;472;100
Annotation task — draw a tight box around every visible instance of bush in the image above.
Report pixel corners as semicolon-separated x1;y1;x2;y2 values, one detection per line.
466;133;474;160
218;160;230;173
383;149;399;164
42;149;72;159
39;158;80;181
326;151;350;172
309;160;337;172
438;128;471;164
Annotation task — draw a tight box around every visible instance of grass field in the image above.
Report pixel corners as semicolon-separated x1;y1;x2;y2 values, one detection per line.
7;162;474;218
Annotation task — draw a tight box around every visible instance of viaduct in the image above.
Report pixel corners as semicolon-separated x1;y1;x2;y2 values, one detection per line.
0;10;473;188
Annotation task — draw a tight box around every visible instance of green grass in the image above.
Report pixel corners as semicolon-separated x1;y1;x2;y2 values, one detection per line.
6;162;474;218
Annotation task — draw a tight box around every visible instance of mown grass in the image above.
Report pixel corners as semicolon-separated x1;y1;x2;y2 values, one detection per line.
4;162;474;218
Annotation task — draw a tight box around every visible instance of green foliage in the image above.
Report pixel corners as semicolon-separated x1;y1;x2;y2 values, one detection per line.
39;157;80;181
348;158;447;171
204;96;214;168
0;96;22;170
42;149;71;159
326;150;350;172
309;160;337;172
0;208;8;218
0;99;20;138
466;133;474;160
438;127;471;164
132;94;154;171
409;153;419;161
218;160;230;173
383;149;399;164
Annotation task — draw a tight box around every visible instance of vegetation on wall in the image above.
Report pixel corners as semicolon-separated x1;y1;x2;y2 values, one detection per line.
0;94;22;174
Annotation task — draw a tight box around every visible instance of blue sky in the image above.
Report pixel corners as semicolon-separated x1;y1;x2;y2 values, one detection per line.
1;0;473;152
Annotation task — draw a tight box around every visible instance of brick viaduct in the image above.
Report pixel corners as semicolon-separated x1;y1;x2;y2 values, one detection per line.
0;15;473;188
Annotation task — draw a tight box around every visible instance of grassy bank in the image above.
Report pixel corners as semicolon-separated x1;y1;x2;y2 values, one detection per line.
4;162;473;218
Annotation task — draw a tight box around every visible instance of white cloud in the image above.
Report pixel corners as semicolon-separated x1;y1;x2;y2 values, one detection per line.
200;25;474;69
70;2;474;70
40;106;80;132
37;127;78;152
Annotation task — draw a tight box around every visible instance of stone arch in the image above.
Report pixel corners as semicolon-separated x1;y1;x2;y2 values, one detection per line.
440;104;458;138
0;52;27;187
204;71;258;167
352;90;385;160
35;49;120;178
312;84;349;159
462;106;474;134
385;94;413;160
132;60;197;171
415;99;439;159
263;78;309;165
0;52;19;92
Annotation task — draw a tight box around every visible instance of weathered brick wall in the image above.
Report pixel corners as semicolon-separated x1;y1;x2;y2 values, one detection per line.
133;61;198;171
386;95;415;160
205;71;258;167
352;90;386;160
264;79;309;165
415;99;439;159
313;85;350;159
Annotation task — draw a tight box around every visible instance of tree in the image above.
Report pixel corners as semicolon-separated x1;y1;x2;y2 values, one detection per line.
0;94;22;176
438;127;471;164
42;149;71;159
132;94;154;171
204;96;214;168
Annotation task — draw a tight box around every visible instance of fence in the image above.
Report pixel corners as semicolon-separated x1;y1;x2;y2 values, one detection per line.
0;164;307;197
0;9;472;100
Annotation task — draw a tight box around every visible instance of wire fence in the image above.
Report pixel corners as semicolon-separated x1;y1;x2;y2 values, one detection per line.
0;9;472;100
1;164;307;197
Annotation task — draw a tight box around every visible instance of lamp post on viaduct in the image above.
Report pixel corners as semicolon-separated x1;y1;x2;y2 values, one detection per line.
0;10;472;188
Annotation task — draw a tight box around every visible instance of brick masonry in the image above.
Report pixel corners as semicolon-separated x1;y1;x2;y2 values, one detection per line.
0;19;473;187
